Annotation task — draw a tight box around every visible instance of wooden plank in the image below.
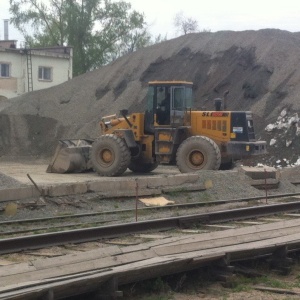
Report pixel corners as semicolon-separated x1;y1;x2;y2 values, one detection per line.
154;218;300;248
3;220;300;298
0;259;16;266
0;269;110;292
0;263;35;277
4;219;297;279
134;234;170;239
0;249;220;295
153;225;300;256
121;236;194;253
204;224;236;229
3;231;300;299
0;270;113;299
25;251;63;257
0;256;195;298
235;221;265;225
1;247;121;278
105;240;140;246
0;249;158;287
253;285;300;295
32;245;122;270
9;228;300;290
260;218;284;222
285;213;300;217
180;229;207;234
167;232;300;261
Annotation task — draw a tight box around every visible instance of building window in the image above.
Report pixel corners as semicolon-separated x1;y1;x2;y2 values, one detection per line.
38;66;52;81
0;63;10;77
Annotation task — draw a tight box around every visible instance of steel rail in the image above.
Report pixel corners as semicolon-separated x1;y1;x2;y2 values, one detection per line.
0;219;118;237
1;192;300;227
1;200;300;254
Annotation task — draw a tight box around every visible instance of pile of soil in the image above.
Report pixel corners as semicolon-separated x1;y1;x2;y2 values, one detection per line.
0;29;299;164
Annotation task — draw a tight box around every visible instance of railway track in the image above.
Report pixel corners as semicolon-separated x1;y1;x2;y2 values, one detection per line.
2;200;300;254
1;192;300;238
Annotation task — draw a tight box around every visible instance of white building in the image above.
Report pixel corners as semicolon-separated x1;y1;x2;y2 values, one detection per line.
0;40;73;100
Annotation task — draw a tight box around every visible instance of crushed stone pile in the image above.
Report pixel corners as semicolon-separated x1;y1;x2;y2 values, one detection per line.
281;165;300;182
0;172;23;189
0;29;299;166
195;170;264;199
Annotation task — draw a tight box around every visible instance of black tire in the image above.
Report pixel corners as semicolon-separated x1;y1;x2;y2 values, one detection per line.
128;160;158;173
176;136;221;173
220;159;234;170
90;134;130;176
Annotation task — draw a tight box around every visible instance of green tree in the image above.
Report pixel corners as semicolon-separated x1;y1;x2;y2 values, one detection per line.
9;0;150;76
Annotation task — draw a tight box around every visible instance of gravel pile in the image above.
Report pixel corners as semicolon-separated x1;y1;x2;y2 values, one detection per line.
193;170;264;200
0;29;299;166
0;172;23;189
2;169;299;223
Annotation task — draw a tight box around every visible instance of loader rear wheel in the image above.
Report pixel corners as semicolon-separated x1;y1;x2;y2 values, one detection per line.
128;160;158;173
90;134;130;176
176;136;221;173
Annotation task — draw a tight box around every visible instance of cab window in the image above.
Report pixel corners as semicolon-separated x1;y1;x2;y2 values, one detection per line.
173;88;185;109
185;87;193;108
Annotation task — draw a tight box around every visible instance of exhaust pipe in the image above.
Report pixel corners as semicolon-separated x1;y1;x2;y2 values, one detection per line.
214;98;223;111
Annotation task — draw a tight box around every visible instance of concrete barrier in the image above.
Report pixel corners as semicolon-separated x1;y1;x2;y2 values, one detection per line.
0;173;202;202
0;186;40;202
47;183;88;197
240;166;279;180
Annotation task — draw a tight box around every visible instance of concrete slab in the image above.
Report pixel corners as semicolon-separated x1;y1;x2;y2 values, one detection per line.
0;162;191;201
0;186;40;202
0;162;180;186
47;182;88;197
239;166;279;180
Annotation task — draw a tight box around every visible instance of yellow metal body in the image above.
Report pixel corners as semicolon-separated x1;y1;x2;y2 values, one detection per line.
101;110;234;163
189;111;232;143
100;113;154;163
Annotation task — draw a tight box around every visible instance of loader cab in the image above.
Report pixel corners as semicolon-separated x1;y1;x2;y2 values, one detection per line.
144;81;193;132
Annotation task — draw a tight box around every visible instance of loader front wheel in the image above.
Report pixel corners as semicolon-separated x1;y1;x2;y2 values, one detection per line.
176;136;221;173
90;134;131;176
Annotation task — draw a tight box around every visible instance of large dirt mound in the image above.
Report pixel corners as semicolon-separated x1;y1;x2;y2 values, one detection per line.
0;29;299;163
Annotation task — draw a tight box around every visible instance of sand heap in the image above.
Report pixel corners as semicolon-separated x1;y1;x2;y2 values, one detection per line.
0;29;299;164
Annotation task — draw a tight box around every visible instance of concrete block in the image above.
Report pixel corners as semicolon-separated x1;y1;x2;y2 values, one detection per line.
239;166;279;180
88;179;136;193
166;173;199;186
137;173;200;189
48;183;88;197
0;186;39;202
88;179;161;198
136;177;166;189
249;178;280;189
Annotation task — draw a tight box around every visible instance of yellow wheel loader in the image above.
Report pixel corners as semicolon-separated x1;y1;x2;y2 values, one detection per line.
47;81;267;176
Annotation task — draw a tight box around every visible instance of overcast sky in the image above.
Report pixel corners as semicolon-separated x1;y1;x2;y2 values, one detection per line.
1;0;300;44
132;0;300;37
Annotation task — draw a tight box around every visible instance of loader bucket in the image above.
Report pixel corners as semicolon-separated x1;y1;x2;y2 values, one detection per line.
46;139;94;173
